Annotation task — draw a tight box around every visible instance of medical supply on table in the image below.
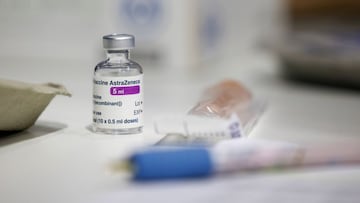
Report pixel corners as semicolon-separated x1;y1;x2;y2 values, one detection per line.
154;114;242;146
92;34;144;135
0;79;71;131
189;80;266;135
124;139;360;180
154;80;265;145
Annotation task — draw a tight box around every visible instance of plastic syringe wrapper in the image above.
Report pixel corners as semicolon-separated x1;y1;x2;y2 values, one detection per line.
155;80;266;146
188;80;266;136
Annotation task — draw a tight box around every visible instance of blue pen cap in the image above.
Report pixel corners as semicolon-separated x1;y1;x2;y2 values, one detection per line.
130;147;213;180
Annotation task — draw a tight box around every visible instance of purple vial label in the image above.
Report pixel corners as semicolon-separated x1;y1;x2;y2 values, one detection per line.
110;86;140;95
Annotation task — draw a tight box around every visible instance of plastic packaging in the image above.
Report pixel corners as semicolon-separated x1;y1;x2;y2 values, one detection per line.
188;79;266;135
154;115;241;145
154;80;265;145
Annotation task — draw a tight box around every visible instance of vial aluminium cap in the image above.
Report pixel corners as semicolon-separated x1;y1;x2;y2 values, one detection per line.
103;34;135;50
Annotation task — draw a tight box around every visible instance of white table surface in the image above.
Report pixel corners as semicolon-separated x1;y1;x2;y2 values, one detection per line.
1;53;360;203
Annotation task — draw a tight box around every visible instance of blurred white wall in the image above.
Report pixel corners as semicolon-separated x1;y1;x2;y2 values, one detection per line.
0;0;284;76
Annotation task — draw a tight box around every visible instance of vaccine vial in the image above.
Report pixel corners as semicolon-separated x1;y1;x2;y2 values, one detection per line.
93;34;144;134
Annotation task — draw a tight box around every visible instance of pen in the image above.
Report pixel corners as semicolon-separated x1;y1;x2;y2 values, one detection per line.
126;139;360;180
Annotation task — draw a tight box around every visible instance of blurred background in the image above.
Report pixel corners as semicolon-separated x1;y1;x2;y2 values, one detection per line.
1;0;360;87
2;0;360;138
0;0;281;76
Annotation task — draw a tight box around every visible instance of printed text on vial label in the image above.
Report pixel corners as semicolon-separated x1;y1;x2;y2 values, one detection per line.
93;76;143;129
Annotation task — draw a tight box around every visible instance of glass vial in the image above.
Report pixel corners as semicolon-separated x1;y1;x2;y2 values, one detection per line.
92;34;143;134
